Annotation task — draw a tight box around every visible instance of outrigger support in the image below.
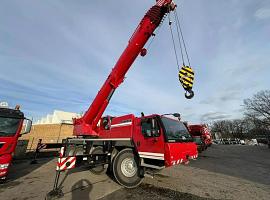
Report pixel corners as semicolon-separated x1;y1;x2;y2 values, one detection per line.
46;138;112;199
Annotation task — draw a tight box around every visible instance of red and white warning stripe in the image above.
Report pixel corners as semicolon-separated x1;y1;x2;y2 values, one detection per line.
37;143;47;150
139;152;164;160
171;158;184;165
190;154;198;160
56;156;76;171
56;146;76;171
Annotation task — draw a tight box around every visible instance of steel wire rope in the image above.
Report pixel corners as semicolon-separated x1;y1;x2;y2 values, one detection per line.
168;12;181;71
173;10;185;66
174;9;191;67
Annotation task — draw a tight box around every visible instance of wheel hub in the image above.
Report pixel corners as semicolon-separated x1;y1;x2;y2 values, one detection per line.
120;158;137;177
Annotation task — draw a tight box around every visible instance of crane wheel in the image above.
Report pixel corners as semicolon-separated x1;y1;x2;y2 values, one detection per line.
89;146;107;175
112;148;143;188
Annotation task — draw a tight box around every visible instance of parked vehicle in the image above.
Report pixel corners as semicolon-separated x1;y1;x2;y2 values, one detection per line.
0;103;32;182
240;140;245;145
221;138;230;145
250;139;258;146
188;124;212;147
230;138;238;145
214;139;222;144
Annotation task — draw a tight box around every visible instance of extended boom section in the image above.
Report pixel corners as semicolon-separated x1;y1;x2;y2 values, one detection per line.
73;0;176;137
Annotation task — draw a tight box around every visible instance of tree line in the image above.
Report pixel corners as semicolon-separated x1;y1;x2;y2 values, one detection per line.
211;90;270;140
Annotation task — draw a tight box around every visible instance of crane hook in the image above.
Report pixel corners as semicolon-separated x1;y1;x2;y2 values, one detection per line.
185;89;194;99
178;65;195;99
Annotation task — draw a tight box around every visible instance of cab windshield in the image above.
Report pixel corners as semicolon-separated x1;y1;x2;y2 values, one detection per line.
0;117;21;137
161;117;193;142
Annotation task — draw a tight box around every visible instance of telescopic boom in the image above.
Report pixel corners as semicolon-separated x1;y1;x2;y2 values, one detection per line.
73;0;176;136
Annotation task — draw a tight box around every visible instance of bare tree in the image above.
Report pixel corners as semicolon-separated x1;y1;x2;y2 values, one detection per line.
244;91;270;146
211;120;233;138
244;90;270;128
211;119;252;139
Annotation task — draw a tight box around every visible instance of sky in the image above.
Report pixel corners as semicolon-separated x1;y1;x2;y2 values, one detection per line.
0;0;269;124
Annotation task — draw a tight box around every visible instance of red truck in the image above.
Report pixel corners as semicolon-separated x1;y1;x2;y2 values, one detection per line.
0;103;32;182
188;124;212;150
49;0;198;192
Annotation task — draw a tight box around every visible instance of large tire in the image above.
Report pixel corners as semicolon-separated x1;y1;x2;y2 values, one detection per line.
112;148;143;188
89;146;107;175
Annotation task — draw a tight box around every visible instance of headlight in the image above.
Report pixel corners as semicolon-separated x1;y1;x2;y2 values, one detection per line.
0;163;9;170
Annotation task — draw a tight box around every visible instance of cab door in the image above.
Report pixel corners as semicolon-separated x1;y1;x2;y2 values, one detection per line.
134;117;165;161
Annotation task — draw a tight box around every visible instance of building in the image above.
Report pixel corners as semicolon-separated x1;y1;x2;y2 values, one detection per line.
20;110;80;151
35;110;80;125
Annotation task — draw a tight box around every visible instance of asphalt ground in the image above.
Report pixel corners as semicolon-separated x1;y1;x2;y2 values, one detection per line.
0;145;269;200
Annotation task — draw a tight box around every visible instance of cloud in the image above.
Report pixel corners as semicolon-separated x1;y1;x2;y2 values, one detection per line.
200;111;232;122
255;8;270;20
1;0;270;124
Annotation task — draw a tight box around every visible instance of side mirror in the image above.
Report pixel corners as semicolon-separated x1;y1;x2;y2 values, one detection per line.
22;119;32;134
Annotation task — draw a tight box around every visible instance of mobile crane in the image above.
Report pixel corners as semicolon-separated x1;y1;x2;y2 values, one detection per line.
0;103;32;182
189;124;213;148
50;0;198;191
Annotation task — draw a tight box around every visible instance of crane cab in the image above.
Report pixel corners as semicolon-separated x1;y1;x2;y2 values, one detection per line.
98;114;198;168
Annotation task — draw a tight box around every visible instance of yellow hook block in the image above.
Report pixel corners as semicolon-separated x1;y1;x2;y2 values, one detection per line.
179;66;194;99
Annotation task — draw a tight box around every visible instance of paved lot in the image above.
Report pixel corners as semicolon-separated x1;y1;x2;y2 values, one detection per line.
0;145;269;200
102;145;270;200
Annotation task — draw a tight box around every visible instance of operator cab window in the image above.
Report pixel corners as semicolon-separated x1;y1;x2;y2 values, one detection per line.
141;118;160;137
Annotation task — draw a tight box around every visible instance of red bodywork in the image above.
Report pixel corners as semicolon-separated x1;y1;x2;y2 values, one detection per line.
72;0;197;169
98;114;198;167
188;124;212;147
0;111;24;180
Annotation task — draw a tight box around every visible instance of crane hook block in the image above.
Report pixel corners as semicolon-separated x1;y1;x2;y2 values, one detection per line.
179;66;195;99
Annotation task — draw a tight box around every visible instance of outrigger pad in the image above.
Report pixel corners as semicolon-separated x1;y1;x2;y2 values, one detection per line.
178;66;195;99
45;188;64;200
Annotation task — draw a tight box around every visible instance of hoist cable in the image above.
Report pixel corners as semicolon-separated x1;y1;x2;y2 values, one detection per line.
168;12;180;71
174;10;191;67
173;11;185;66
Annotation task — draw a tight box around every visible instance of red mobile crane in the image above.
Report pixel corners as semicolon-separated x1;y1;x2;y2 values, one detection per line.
189;124;213;149
51;0;198;190
0;103;32;182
